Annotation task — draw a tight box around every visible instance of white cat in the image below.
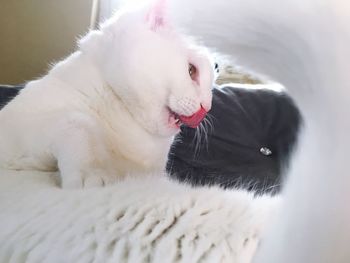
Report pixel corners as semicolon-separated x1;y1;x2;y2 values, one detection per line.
169;0;350;262
0;1;214;188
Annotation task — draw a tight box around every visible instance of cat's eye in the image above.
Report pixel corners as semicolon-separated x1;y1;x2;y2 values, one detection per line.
188;63;197;79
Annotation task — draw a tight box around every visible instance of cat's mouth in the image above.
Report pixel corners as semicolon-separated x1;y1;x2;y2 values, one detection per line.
168;108;182;128
167;106;208;129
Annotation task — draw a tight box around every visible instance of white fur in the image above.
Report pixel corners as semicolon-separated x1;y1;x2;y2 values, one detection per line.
0;3;214;188
168;0;350;262
0;169;279;263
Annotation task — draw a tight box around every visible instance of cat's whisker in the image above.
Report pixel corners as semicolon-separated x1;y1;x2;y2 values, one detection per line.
193;124;202;157
202;114;214;151
192;115;213;157
204;113;215;134
201;121;209;152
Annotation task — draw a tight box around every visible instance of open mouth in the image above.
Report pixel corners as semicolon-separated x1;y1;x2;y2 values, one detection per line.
168;106;208;129
168;108;182;128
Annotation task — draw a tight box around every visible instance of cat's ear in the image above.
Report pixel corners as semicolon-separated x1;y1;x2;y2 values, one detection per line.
146;0;168;31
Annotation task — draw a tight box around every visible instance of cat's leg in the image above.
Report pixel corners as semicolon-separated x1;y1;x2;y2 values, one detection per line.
52;112;117;188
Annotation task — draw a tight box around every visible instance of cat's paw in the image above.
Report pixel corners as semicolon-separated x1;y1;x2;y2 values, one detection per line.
61;169;117;189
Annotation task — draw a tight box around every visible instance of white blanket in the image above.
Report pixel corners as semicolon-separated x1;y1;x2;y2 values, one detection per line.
0;170;278;263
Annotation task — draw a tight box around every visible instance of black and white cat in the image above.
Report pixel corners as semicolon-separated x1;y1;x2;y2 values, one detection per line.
0;1;214;188
169;0;350;262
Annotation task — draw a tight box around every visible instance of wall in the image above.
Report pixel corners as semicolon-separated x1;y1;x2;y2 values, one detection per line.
0;0;93;84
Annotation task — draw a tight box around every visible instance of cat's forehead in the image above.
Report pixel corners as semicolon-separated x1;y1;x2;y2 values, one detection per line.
98;4;213;72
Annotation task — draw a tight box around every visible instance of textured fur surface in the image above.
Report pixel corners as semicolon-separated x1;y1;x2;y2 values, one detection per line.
0;169;279;263
0;2;214;188
168;0;350;262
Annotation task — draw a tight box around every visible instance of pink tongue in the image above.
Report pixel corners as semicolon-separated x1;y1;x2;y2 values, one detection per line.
179;106;208;128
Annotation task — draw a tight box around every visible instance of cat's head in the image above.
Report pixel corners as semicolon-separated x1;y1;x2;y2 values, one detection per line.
80;0;214;137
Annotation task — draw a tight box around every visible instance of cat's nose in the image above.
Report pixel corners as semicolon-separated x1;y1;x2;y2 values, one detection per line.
201;100;212;112
199;87;212;112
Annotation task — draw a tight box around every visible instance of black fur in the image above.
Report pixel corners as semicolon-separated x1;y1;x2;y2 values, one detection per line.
167;85;301;194
0;85;23;109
